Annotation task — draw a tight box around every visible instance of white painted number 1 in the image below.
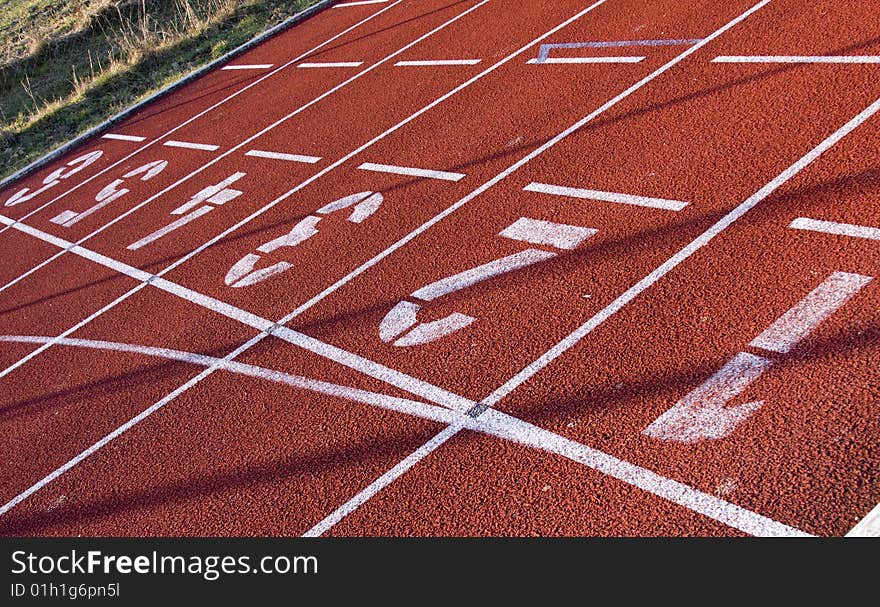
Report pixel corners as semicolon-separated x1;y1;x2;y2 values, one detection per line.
644;270;873;443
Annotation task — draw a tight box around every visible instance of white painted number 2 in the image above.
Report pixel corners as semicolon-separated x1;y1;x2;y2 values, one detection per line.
224;191;384;288
380;217;597;347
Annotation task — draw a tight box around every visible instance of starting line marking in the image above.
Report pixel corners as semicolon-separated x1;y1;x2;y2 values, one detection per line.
713;55;880;64
394;59;482;66
524;182;690;211
528;56;645;64
358;162;466;182
163;140;220;151
789;217;880;241
101;133;146;142
221;64;274;70
245;149;323;163
298;61;365;68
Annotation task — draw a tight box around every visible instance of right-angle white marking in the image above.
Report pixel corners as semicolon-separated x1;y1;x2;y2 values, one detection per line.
334;0;389;6
221;64;274;70
643;352;771;443
527;56;645;64
847;502;880;537
499;217;597;250
358;162;465;182
789;217;880;241
163;140;220;151
101;133;146;142
713;55;880;64
524;182;689;211
298;61;364;68
750;271;872;354
394;59;482;66
245;149;322;163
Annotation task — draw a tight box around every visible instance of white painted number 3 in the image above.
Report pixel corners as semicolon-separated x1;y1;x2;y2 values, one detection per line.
224;191;384;288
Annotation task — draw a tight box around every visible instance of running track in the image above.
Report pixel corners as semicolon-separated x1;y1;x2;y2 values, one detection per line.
0;0;878;537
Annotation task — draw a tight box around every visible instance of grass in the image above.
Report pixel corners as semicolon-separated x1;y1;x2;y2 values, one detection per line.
0;0;319;181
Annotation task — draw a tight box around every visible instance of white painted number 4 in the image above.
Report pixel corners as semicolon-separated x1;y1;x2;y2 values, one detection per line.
224;191;384;288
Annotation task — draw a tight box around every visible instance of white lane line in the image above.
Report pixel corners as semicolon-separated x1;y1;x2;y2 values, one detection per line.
0;216;810;536
245;150;322;163
483;93;880;411
847;502;880;537
527;56;645;64
162;140;220;151
0;0;406;231
0;213;476;413
394;59;482;66
0;0;765;416
212;0;618;326
357;162;466;182
297;61;364;68
13;0;490;276
789;217;880;241
221;64;274;70
0;337;810;538
335;0;389;6
101;134;146;142
499;217;597;250
1;1;786;531
476;409;808;537
749;271;872;354
713;55;880;64
303;424;462;536
524;182;689;211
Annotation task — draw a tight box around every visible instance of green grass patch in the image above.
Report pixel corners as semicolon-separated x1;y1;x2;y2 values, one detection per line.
0;0;319;180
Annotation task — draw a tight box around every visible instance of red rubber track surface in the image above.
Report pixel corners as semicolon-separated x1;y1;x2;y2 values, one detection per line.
0;0;878;537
